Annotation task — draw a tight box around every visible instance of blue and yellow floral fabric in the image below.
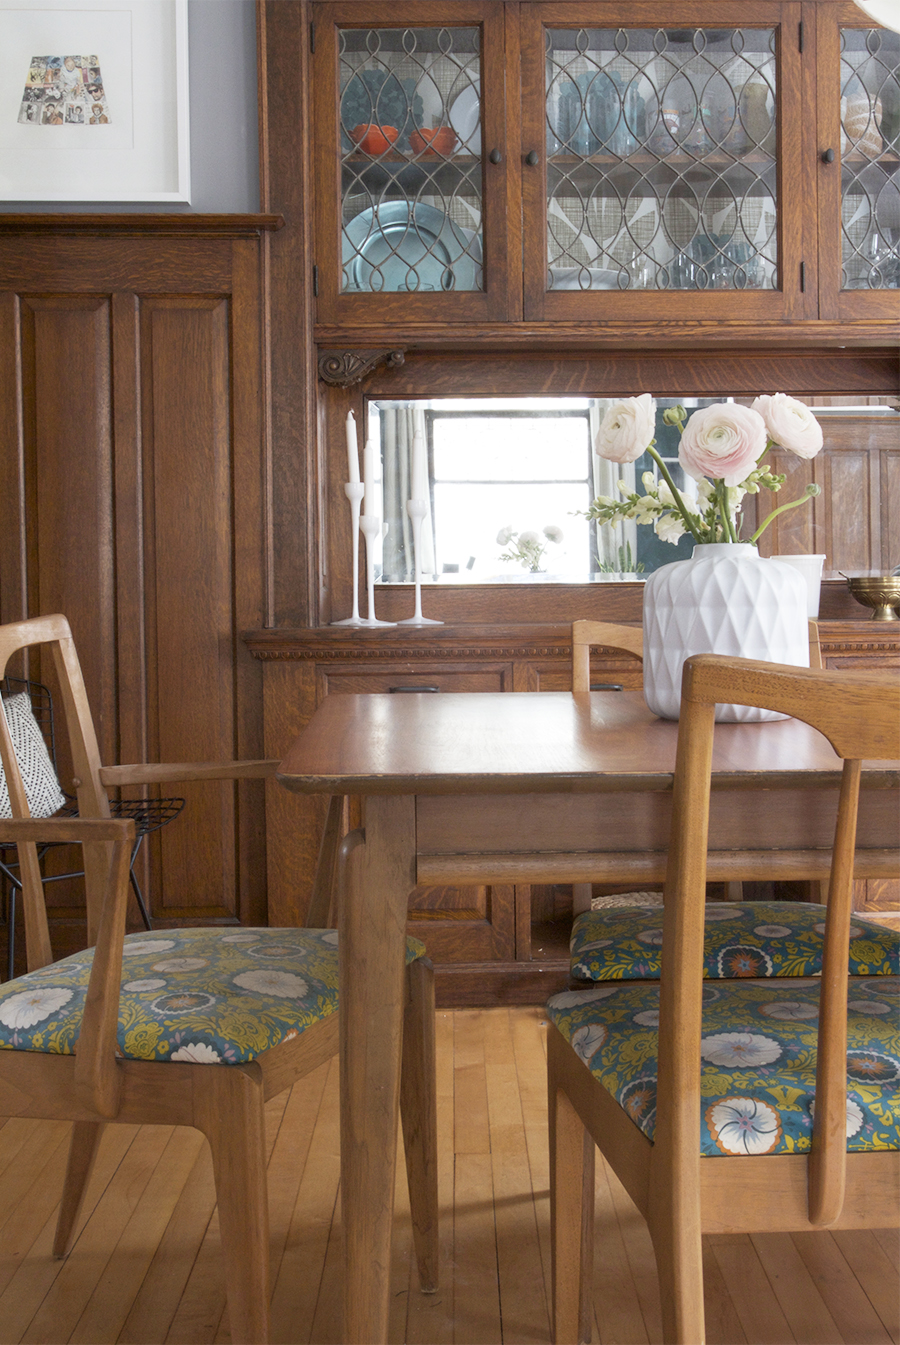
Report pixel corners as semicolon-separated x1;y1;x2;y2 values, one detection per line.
569;902;899;981
548;976;900;1156
0;927;427;1065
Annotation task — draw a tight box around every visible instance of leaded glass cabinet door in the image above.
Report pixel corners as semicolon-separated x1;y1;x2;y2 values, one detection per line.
816;3;900;319
312;3;511;325
520;3;808;321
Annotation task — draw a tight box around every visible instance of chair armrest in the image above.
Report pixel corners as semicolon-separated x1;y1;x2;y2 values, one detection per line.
98;760;279;786
0;817;136;845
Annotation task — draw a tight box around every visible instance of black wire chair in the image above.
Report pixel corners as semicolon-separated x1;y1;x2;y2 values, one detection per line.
0;677;185;980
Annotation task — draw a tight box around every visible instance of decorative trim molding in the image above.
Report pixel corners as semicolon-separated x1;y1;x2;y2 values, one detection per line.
317;348;407;387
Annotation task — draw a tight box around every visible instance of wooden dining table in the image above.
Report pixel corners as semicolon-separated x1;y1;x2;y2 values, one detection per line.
276;688;900;1344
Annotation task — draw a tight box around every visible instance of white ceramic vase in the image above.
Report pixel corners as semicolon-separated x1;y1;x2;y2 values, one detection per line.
642;543;809;722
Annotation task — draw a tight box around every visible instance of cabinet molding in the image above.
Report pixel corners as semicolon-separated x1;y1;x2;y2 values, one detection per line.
317;348;407;385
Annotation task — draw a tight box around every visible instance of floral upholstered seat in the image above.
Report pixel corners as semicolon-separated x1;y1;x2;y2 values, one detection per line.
569;901;899;982
0;926;427;1064
548;975;900;1156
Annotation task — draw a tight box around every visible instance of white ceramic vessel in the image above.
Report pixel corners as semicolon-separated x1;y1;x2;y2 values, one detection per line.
642;543;809;722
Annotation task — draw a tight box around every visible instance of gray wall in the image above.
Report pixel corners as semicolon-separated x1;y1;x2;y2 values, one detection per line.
2;0;259;213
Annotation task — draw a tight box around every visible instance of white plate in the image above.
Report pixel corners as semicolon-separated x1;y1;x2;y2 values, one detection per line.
343;201;482;293
449;85;481;156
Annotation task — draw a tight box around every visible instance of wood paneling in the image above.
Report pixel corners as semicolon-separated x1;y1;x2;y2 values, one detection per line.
0;218;278;941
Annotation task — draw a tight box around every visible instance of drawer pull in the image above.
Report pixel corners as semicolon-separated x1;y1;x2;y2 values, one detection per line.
388;684;440;693
591;682;624;692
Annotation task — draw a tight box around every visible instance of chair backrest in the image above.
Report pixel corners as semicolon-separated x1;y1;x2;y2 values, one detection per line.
660;655;900;1229
572;617;824;692
571;620;643;693
0;616;111;969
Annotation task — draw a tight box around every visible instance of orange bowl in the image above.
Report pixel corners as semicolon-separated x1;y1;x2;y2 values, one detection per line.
350;124;399;155
409;126;458;156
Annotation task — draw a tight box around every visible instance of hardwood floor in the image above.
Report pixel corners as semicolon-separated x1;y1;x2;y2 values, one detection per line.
0;1007;896;1345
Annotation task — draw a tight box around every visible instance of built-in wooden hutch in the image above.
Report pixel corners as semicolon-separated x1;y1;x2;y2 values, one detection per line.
0;1;897;999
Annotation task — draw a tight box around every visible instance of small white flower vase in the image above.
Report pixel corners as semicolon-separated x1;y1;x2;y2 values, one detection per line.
642;543;809;722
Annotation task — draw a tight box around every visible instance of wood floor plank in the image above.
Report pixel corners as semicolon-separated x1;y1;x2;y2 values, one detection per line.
702;1239;748;1345
709;1234;796;1345
0;1121;70;1244
69;1127;205;1345
21;1126;172;1345
0;1125;139;1345
871;1227;900;1275
607;1163;664;1344
453;1009;491;1157
791;1230;892;1345
483;1008;551;1345
591;1156;651;1345
0;1134;70;1299
831;1230;900;1342
750;1232;843;1345
117;1136;217;1345
269;1056;341;1345
453;1150;502;1345
163;1206;227;1345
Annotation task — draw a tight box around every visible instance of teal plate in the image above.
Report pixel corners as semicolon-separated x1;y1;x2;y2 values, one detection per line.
342;201;483;293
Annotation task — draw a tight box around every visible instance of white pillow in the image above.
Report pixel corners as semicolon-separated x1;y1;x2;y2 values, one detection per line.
0;692;66;819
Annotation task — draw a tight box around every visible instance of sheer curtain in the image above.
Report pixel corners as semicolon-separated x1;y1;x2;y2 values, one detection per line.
588;399;638;572
380;403;436;582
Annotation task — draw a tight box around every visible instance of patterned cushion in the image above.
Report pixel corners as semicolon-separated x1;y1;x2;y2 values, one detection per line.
548;976;900;1156
569;902;899;981
0;927;428;1065
0;693;66;819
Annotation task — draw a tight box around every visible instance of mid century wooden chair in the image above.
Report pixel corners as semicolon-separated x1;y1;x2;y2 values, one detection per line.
0;614;437;1345
548;655;900;1344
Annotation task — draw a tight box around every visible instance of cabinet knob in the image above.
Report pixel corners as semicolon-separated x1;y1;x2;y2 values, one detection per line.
525;150;540;167
488;148;502;165
821;147;835;163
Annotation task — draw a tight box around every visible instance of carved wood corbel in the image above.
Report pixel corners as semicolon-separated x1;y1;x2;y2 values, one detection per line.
317;349;407;387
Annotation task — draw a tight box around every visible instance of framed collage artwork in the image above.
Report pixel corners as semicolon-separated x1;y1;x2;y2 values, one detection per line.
0;0;190;202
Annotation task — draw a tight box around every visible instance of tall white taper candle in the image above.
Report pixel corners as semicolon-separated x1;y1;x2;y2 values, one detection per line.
345;411;360;483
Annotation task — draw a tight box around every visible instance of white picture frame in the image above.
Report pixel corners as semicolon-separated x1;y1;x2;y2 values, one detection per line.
0;0;190;203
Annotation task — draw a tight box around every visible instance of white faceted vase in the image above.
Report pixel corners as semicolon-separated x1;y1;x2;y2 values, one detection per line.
642;543;809;722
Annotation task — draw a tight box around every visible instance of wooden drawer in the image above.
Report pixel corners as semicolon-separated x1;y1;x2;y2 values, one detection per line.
318;666;510;696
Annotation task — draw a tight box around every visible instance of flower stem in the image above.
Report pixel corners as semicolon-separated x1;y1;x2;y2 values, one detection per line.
749;483;821;543
717;481;739;543
645;445;703;543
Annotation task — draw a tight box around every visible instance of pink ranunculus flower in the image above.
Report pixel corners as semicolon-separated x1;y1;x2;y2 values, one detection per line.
678;402;767;487
594;394;656;464
751;393;824;459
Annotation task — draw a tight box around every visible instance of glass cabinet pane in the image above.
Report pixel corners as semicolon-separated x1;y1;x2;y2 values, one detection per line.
544;28;778;292
339;26;484;294
839;26;900;291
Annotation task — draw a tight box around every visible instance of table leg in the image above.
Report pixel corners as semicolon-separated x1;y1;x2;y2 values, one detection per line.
339;793;417;1345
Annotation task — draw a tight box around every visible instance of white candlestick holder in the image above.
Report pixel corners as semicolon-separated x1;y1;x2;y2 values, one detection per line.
359;513;396;627
399;500;442;626
331;482;368;625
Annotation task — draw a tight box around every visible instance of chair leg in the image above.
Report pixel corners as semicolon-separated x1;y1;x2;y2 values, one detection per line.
549;1047;594;1345
572;882;593;915
127;837;153;931
193;1065;270;1345
54;1120;105;1258
647;1181;705;1344
400;955;439;1293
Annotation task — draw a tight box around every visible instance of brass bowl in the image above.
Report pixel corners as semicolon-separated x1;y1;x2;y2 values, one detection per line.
845;575;900;621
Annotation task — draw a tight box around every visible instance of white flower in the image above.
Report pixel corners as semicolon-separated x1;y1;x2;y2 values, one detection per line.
170;1042;223;1064
152;958;209;972
700;1032;781;1067
848;999;890;1015
320;931;339;945
703;907;743;921
754;925;792;937
641;470;656;492
654;512;686;544
123;978;167;993
637;928;664;946
570;1022;608;1063
631;496;660;525
656;479;677;507
518;529;539;545
633;1009;660;1027
679;402;767;486
233;969;310;999
752;394;824;460
496;525;514;545
0;986;72;1029
548;985;620;1010
809;1095;865;1137
121;939;176;957
221;932;259;943
595;394;656;464
543;524;563;543
759;1001;819;1021
696;477;715;504
707;1097;782;1155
